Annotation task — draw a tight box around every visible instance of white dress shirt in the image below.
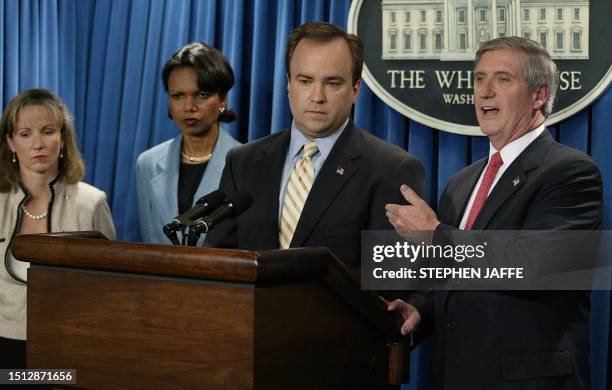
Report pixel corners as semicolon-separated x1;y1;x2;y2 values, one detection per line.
459;124;546;229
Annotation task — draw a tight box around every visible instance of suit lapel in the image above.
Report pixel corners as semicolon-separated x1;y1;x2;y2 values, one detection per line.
471;164;526;229
195;129;235;199
150;136;181;226
255;131;291;248
290;124;361;248
471;130;550;229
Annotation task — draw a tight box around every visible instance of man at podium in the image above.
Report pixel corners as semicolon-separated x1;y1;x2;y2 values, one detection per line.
206;21;425;271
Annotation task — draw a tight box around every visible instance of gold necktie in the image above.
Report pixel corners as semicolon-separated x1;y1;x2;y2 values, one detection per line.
279;140;319;249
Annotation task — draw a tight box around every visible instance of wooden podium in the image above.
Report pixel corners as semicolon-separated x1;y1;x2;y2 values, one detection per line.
12;232;409;389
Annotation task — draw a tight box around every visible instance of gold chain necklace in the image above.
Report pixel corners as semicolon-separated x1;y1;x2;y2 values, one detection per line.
181;151;213;163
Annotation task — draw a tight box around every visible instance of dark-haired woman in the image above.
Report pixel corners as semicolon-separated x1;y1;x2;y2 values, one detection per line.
136;42;241;244
0;88;115;368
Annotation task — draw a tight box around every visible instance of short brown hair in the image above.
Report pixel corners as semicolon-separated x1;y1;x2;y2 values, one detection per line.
475;36;559;117
0;89;85;192
285;22;364;85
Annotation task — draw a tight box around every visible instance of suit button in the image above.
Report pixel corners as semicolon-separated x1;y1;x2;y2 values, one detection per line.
447;320;456;329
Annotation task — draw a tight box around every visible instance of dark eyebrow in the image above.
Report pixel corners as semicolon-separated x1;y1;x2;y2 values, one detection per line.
294;74;346;82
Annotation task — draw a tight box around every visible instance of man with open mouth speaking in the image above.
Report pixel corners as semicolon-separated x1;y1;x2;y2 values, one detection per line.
385;36;603;390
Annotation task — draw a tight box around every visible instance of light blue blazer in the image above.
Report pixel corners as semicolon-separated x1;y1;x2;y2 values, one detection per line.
136;128;241;244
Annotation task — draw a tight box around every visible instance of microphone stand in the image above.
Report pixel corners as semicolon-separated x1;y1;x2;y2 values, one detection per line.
180;226;188;246
186;226;199;247
163;223;181;246
186;218;211;247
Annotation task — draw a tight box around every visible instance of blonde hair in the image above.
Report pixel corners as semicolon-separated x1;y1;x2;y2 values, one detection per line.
0;88;85;192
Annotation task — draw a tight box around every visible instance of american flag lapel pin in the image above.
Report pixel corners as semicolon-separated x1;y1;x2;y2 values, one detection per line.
336;166;345;175
512;177;520;187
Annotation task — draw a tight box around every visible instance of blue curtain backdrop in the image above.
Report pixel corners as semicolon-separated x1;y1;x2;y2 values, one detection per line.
1;0;610;388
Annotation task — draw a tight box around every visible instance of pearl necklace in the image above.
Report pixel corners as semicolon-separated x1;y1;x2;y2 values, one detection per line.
181;151;213;163
22;205;47;220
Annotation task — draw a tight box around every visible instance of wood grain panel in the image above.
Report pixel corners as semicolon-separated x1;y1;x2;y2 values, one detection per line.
28;267;254;389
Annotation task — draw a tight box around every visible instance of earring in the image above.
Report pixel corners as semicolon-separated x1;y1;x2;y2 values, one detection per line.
12;151;16;163
60;148;64;159
219;106;226;114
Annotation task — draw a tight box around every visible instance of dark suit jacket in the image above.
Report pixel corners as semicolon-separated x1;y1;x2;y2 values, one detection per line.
410;130;603;390
206;122;426;270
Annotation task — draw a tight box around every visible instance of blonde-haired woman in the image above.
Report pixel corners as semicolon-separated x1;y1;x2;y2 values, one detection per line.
0;88;115;368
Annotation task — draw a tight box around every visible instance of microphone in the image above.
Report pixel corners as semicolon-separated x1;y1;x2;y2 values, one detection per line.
163;190;227;245
174;190;227;225
186;191;252;245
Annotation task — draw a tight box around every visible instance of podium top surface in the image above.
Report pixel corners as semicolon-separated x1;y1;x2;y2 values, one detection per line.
11;231;334;285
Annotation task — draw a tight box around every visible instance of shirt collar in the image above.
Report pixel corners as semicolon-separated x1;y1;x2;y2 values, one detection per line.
287;119;349;161
489;123;546;166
